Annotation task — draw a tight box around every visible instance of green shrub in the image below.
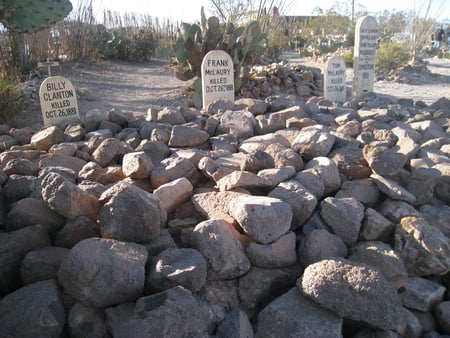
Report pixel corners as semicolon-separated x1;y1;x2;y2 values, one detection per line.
130;29;156;62
376;42;410;70
342;51;354;67
0;77;27;125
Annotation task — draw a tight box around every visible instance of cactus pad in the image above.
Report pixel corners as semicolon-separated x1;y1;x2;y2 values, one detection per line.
1;0;73;33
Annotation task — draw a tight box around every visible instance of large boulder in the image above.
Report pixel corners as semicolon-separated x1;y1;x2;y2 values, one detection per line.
58;238;148;308
191;219;250;280
228;196;292;244
0;279;66;337
297;258;405;331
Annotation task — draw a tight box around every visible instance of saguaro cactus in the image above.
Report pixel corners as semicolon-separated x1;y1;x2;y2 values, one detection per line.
0;0;73;33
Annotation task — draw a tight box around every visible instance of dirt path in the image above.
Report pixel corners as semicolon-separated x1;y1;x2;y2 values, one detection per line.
60;59;190;115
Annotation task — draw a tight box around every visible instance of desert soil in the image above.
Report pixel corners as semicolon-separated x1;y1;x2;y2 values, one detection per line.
19;54;450;129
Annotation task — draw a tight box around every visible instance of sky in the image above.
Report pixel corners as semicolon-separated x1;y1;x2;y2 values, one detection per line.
70;0;450;23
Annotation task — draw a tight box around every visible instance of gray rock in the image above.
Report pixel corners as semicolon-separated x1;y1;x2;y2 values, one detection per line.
216;170;271;191
121;151;154;179
320;197;365;246
6;197;66;232
3;158;38;176
335;179;381;207
217;308;254;338
329;146;372;180
105;286;216;337
435;301;450;334
395;217;450;276
257;167;296;187
406;167;441;206
297;258;405;331
239;133;290;153
379;199;423;223
30;125;64;150
153;177;193;213
58;238;148;308
268;179;317;229
363;143;408;176
99;182;163;243
39;153;87;176
246;231;297;268
68;302;107;338
264;143;304;170
3;174;40;205
400;277;446;312
92;137;126;167
292;127;336;160
229;195;292;244
41;171;100;220
146;247;207;292
433;162;450;203
191;190;249;224
419;204;450;238
293;170;325;199
20;246;69;285
370;173;416;204
135;139;171;166
169;125;210;147
239;265;301;311
303;156;341;195
348;241;408;290
235;97;268;115
359;207;395;242
256;288;343;338
199;279;240;309
191;219;250;280
240;150;275;173
151;156;199;188
0;279;65;337
0;225;50;294
217;110;256;141
54;215;101;248
298;229;348;267
149;106;187;125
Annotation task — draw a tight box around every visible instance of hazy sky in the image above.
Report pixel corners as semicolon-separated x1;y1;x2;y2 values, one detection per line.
70;0;450;22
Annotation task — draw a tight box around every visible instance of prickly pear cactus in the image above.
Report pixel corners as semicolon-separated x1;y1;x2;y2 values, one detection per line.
0;0;73;33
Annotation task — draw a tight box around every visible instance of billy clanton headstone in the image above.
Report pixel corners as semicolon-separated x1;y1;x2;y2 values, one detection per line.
201;50;234;108
39;76;80;127
323;56;347;103
353;16;378;98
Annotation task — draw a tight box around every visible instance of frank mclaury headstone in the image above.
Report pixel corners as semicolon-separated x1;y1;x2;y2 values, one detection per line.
353;15;378;98
323;56;347;103
201;50;234;108
39;76;80;127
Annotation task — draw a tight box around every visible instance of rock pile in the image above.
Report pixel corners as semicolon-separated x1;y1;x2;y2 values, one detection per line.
0;92;449;337
239;62;323;100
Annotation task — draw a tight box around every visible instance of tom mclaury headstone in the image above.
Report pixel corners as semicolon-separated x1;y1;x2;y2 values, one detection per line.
323;56;346;103
201;50;234;108
353;16;378;98
39;76;80;127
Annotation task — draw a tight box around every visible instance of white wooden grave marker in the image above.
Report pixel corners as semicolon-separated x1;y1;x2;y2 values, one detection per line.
201;50;234;108
353;16;378;98
39;76;80;127
323;56;347;103
37;58;60;77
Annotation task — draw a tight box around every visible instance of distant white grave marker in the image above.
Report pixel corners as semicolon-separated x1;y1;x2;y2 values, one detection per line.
39;76;80;127
201;50;234;108
323;56;347;103
37;58;60;77
353;16;378;98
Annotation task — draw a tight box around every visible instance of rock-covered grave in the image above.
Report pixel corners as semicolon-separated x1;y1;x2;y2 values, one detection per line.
0;84;449;337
